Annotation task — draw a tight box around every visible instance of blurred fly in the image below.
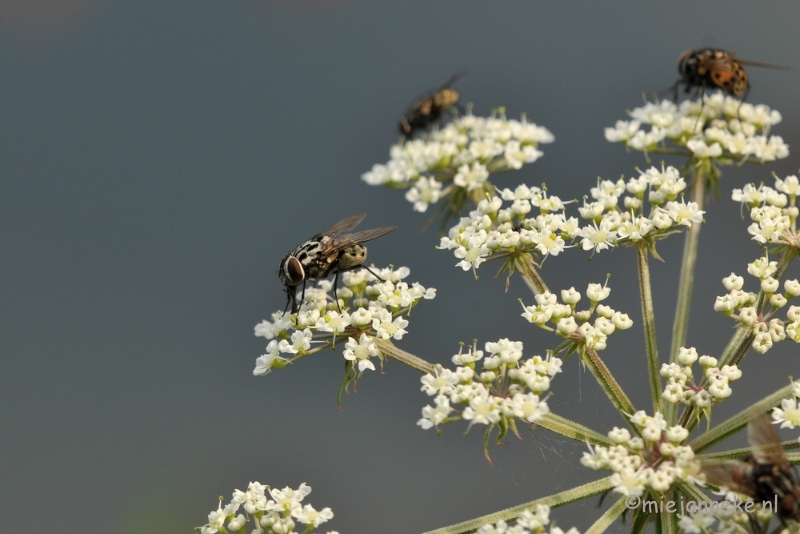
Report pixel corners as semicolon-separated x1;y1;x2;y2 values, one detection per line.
702;408;800;529
278;213;396;314
672;49;788;109
399;73;462;139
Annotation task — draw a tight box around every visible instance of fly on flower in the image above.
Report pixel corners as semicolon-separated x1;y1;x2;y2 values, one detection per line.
702;408;800;525
673;49;787;104
278;213;396;314
398;73;462;139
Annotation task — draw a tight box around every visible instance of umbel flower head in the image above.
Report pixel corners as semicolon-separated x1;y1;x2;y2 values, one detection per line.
605;93;787;164
417;339;560;460
580;411;701;496
253;266;435;388
659;348;742;411
197;481;337;534
362;107;554;220
437;166;704;281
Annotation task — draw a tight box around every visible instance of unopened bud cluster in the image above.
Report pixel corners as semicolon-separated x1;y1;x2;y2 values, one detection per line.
732;174;800;248
521;284;633;352
713;260;800;354
197;482;336;534
253;267;435;375
581;411;700;496
416;341;558;436
660;348;742;408
770;379;800;430
605;94;787;163
475;504;579;534
362;108;554;214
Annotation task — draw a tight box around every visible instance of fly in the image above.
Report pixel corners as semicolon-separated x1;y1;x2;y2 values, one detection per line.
278;213;396;314
399;73;462;140
702;408;800;531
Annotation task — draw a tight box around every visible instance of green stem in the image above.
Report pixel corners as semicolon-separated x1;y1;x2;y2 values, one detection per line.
582;348;639;435
518;255;549;295
637;243;662;415
717;326;753;369
374;339;435;374
537;413;614;447
698;440;800;460
585;496;627;534
659;493;678;534
421;477;614;534
669;163;704;362
666;162;705;425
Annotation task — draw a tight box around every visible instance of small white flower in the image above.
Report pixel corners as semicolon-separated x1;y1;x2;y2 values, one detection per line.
586;283;611;302
609;468;647;497
292;504;334;528
254;340;290;376
453;162;490;191
418;394;453;429
772;398;800;429
371;309;409;340
676;346;699;365
462;391;502;427
420;367;459;396
579;220;618;253
404;177;443;212
687;139;723;158
343;333;379;372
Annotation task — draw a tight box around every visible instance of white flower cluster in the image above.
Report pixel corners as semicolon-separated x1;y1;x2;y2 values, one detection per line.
437;185;574;272
605;94;788;163
660;348;742;408
521;284;633;352
416;341;559;433
578;165;705;250
253;267;435;375
677;494;757;534
581;411;700;496
732;175;800;247
362;109;554;213
198;481;336;534
437;167;704;273
713;261;800;354
475;504;579;534
771;380;800;430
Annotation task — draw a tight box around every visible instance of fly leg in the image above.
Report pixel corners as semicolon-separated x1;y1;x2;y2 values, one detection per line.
333;264;343;313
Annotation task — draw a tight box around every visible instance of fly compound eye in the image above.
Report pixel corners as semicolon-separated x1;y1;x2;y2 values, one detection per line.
283;256;305;285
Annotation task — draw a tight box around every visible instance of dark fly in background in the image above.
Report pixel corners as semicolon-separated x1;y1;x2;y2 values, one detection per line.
702;408;800;532
671;48;788;119
278;214;396;314
399;74;462;140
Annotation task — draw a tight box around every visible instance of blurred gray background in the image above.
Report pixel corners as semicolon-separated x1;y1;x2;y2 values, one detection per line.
1;2;799;533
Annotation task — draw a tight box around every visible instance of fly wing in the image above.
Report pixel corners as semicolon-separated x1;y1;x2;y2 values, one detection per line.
700;458;756;498
704;56;737;72
336;226;397;245
315;213;366;239
748;407;790;469
438;70;466;90
736;59;791;70
321;226;397;255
